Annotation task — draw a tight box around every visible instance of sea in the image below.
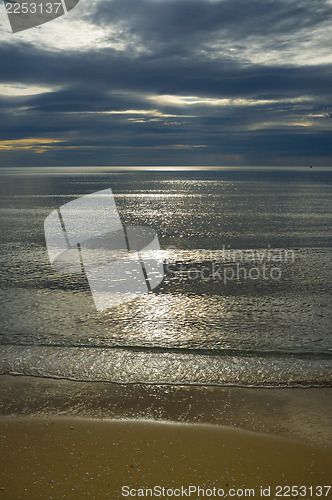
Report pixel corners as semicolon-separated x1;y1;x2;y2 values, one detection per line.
0;167;331;387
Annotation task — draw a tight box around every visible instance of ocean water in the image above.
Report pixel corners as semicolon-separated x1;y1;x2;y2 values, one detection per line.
0;167;331;387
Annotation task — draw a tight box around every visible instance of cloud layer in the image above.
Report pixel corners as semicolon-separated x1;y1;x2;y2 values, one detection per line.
0;0;331;166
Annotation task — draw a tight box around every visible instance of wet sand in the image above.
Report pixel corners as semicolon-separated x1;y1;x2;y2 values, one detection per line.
0;376;331;499
1;375;331;445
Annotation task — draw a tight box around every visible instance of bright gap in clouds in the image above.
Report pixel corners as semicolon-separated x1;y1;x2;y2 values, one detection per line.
151;95;314;107
0;0;146;53
0;83;57;96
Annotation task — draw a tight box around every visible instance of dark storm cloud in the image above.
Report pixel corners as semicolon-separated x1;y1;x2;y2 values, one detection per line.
93;0;331;47
0;0;331;166
1;42;331;100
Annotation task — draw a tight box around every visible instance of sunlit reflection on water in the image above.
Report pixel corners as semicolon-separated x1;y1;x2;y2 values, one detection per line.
0;169;331;385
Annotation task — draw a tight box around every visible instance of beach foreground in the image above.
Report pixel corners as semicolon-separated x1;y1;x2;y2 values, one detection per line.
0;376;331;499
1;416;331;500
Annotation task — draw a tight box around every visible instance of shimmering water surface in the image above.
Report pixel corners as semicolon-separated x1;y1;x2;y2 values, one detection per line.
0;167;331;386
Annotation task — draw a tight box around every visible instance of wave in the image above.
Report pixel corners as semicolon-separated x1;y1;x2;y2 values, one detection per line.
1;345;331;388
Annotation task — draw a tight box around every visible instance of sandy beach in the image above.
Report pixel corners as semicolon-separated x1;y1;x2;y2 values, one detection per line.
0;376;331;499
1;416;331;499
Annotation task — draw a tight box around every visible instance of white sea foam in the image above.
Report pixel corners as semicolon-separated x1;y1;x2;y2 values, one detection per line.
1;345;331;387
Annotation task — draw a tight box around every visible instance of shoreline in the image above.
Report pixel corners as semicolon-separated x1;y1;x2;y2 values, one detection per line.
1;374;331;446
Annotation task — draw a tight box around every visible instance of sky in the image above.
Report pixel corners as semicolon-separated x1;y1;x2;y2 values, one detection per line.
0;0;331;167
